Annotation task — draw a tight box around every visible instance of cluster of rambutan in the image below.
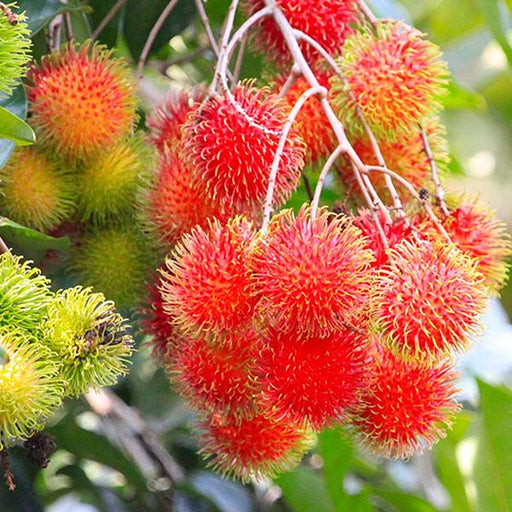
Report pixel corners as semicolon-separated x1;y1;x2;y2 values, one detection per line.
0;252;132;455
0;42;154;309
139;0;512;483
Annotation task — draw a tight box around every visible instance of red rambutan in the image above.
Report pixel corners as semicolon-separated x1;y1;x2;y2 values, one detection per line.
331;21;448;140
27;43;137;158
252;206;374;338
160;217;258;337
168;328;260;418
182;83;305;208
353;342;460;459
372;239;488;363
243;0;360;67
418;195;512;294
274;71;336;165
198;410;314;482
257;327;368;429
147;88;204;152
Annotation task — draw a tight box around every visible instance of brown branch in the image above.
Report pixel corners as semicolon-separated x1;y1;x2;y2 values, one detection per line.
0;2;18;25
91;0;127;42
0;448;15;491
194;0;220;57
232;31;248;85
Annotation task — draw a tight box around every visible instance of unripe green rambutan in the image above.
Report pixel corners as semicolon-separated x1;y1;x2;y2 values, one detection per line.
70;227;151;309
0;254;53;333
77;136;154;224
0;329;64;449
0;3;31;95
43;286;133;396
0;146;76;232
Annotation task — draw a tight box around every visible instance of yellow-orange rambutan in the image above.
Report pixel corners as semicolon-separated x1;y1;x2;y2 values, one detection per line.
27;43;137;158
147;88;204;152
243;0;360;67
198;410;314;482
168;329;260;418
161;217;258;338
252;207;374;338
353;341;460;459
0;147;76;232
371;239;488;363
274;71;336;165
256;327;368;429
331;21;448;140
182;83;305;209
418;195;512;294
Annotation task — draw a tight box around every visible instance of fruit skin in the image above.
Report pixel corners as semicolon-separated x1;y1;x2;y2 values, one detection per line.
352;341;460;459
0;146;76;232
0;254;53;333
182;83;305;209
147;88;204;152
70;226;151;310
43;286;133;396
242;0;360;67
198;409;315;483
252;206;374;338
417;195;512;294
0;328;64;449
371;239;488;364
331;21;448;140
0;3;31;95
27;42;137;159
256;327;368;429
77;135;154;224
161;216;258;338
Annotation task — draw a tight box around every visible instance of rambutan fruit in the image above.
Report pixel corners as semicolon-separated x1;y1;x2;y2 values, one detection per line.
252;207;374;338
147;88;204;152
0;328;63;449
353;210;413;268
27;43;137;159
143;148;222;248
418;195;512;294
77;135;153;224
242;0;360;67
168;328;260;418
70;227;151;310
43;286;133;396
257;327;368;429
353;342;459;459
182;83;305;209
198;410;314;482
371;239;488;363
0;254;53;333
274;71;336;165
331;21;448;140
161;216;258;338
0;3;31;95
0;146;76;232
337;118;449;200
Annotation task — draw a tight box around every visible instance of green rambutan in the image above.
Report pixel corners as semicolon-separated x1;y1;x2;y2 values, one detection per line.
43;286;133;396
0;146;76;232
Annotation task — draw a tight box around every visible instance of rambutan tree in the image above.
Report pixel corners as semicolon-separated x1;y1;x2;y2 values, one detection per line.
1;0;512;511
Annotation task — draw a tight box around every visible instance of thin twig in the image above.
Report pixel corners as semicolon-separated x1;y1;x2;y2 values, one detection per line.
232;31;248;85
357;0;378;26
302;172;313;201
91;0;127;42
278;65;301;98
0;2;18;25
194;0;220;57
137;0;180;79
150;46;210;74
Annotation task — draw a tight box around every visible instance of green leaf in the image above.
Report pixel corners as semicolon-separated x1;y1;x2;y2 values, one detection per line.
0;105;34;145
0;85;28;168
17;0;90;35
444;81;487;110
473;379;512;512
0;217;70;259
123;0;196;60
475;0;512;68
372;490;439;512
276;467;335;512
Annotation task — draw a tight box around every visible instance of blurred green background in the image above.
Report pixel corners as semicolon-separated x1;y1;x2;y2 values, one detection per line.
2;0;512;510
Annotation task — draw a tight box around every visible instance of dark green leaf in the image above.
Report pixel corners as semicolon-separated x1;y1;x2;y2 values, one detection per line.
0;85;28;169
276;467;335;512
0;106;34;145
123;0;196;60
18;0;90;35
89;0;124;47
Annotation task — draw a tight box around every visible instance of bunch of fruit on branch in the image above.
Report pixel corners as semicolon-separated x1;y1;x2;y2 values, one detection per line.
0;0;511;486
